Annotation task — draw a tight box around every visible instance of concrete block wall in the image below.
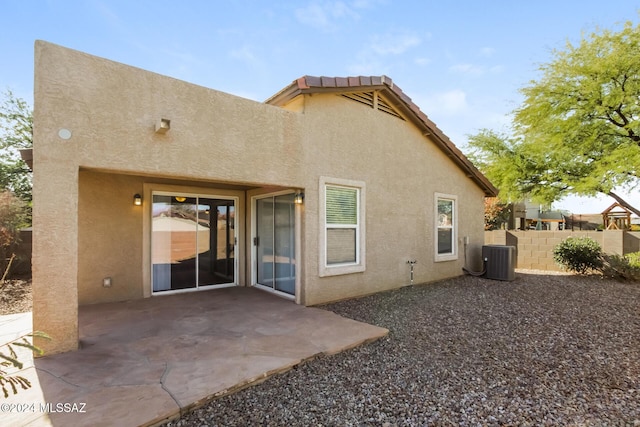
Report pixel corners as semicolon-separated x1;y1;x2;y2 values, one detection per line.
624;232;640;254
485;230;637;271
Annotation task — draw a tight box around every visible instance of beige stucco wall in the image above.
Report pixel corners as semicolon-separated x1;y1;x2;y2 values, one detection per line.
78;171;252;305
292;94;486;304
34;41;305;353
78;171;145;304
34;41;488;354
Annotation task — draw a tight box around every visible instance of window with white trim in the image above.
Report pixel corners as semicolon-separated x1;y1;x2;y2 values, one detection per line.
320;177;366;276
435;193;458;261
326;185;358;264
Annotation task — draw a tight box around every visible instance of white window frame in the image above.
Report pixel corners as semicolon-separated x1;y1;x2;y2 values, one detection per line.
147;188;240;296
434;192;458;262
319;177;366;277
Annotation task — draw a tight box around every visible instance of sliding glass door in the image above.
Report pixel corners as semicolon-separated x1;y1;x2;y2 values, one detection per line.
255;193;296;296
152;193;236;293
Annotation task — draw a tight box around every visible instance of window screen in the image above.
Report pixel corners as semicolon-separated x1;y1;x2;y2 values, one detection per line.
326;186;359;265
437;197;454;256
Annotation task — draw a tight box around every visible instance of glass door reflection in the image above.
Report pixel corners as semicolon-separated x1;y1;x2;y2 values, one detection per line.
152;193;235;293
256;193;295;296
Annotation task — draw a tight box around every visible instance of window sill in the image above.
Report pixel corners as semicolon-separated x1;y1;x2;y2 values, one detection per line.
435;254;458;262
319;263;365;277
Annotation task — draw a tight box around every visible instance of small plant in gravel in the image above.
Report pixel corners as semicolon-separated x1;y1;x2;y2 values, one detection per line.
553;236;604;274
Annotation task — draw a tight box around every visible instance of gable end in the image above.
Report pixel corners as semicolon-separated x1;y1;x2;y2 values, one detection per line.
266;75;498;197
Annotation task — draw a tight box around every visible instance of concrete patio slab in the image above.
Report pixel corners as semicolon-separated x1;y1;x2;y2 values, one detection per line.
2;287;388;426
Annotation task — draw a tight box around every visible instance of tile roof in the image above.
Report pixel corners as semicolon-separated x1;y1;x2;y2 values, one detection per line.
266;75;498;197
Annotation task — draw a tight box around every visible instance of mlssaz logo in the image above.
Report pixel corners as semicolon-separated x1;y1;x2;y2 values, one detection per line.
40;402;87;413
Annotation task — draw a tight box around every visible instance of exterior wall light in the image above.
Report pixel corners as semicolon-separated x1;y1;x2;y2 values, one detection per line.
294;191;305;204
155;118;170;134
133;194;142;206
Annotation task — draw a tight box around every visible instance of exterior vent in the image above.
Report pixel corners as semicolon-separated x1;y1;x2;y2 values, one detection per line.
341;91;406;121
376;96;405;120
342;91;374;108
482;245;516;281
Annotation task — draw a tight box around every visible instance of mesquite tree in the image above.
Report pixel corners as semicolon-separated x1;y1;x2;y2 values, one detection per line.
468;21;640;215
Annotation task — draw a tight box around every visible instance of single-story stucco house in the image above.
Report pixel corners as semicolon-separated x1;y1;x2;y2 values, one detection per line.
32;41;497;355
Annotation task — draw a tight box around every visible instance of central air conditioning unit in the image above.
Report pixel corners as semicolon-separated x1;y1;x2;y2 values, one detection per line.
482;245;516;281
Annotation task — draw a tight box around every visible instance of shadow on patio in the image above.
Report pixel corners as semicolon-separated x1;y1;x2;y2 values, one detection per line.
5;287;388;427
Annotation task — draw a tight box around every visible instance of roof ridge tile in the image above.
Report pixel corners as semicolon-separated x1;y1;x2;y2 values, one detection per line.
320;76;336;87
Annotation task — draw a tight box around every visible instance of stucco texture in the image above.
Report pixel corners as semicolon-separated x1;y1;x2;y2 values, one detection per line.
33;41;488;354
291;93;486;304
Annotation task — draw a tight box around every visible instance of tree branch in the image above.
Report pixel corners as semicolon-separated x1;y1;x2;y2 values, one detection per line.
607;191;640;216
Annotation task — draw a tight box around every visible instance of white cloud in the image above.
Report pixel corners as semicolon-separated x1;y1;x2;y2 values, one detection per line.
479;47;495;57
414;57;431;66
450;62;504;76
450;63;485;75
230;45;262;67
94;1;121;29
417;89;469;116
369;31;421;55
347;29;424;74
351;0;386;8
411;90;513;148
295;3;331;29
295;1;360;31
437;89;468;113
346;58;384;75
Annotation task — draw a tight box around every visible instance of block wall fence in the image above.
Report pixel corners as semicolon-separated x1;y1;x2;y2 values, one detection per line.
485;230;640;271
14;229;640;276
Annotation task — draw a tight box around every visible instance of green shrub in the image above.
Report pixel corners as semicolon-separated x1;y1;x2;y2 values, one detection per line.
603;252;640;281
553;237;604;274
627;252;640;266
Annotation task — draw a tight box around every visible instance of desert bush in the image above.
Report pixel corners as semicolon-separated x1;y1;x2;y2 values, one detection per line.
602;252;640;281
0;191;27;280
553;236;604;274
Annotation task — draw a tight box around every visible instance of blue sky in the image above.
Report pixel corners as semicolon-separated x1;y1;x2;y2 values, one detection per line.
1;1;639;213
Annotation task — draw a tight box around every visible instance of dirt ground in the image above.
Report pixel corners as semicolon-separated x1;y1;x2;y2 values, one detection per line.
0;279;32;315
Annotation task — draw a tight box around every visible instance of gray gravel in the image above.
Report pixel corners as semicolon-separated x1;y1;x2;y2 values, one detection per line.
163;272;640;426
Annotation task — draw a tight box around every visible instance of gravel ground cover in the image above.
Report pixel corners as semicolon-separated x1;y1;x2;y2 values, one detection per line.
165;272;640;426
0;279;31;315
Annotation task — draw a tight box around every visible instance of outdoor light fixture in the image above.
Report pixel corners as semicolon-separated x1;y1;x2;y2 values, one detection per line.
294;191;305;204
133;194;142;206
58;128;72;140
155;118;171;134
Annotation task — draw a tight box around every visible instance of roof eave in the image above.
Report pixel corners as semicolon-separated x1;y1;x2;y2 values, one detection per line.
265;80;304;107
266;76;498;197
